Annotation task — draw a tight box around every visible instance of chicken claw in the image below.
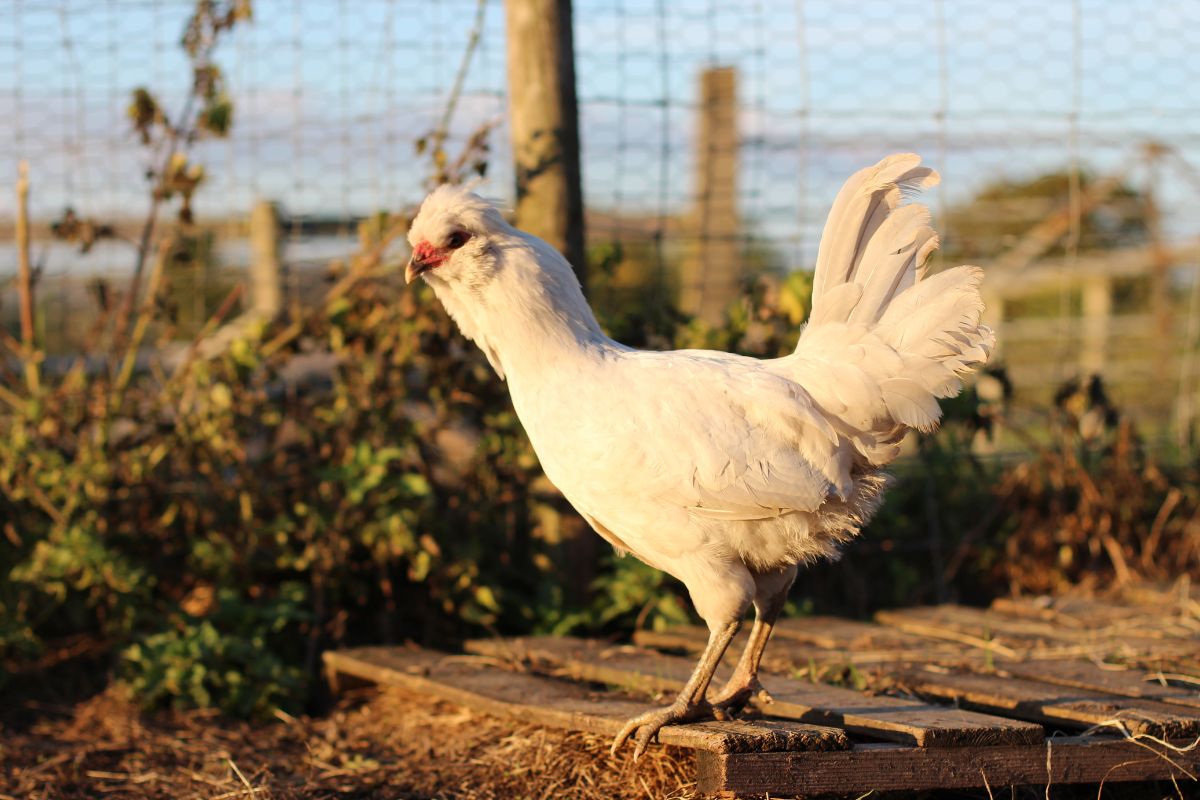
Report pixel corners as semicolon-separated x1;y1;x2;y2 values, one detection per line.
710;676;773;719
611;700;713;760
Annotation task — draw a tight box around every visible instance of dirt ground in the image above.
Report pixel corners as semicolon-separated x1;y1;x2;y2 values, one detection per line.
1;685;1188;800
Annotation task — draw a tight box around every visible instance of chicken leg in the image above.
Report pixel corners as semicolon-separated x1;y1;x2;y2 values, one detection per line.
610;618;741;760
708;566;796;716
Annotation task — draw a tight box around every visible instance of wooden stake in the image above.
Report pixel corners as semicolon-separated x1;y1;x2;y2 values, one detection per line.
249;200;283;319
15;160;38;393
680;67;742;326
1144;146;1174;384
504;0;586;288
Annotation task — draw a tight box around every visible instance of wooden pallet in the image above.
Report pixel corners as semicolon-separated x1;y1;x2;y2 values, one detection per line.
324;594;1200;796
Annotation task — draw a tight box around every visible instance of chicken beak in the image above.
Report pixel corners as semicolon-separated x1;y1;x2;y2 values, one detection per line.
405;256;430;285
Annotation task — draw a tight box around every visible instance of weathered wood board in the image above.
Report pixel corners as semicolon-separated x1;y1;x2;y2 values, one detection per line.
322;646;848;754
467;636;1043;747
1121;582;1200;614
467;635;738;695
877;604;1198;660
696;736;1200;796
633;623;975;670
993;596;1199;639
1002;659;1200;709
991;596;1161;627
993;597;1200;641
772;615;937;650
897;667;1200;738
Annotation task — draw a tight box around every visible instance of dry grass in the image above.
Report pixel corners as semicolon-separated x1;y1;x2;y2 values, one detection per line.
0;685;698;800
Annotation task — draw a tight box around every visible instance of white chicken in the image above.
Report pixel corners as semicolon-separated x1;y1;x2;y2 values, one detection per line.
405;154;993;758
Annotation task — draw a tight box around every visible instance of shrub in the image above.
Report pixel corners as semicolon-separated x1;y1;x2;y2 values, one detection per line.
122;583;309;716
1;262;560;715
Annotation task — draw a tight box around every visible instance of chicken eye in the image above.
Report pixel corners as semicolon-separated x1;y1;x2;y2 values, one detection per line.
446;230;470;249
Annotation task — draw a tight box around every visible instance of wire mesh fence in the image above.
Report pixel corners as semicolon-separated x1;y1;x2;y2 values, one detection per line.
2;0;1199;438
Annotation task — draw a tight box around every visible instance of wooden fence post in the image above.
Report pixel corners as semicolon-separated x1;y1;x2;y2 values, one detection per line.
1144;144;1174;384
504;0;586;288
1079;275;1111;376
680;66;741;326
981;286;1005;362
249;200;283;319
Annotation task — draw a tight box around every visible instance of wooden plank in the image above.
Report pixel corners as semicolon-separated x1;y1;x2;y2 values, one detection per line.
467;635;734;695
467;636;1043;747
773;615;941;650
1004;659;1200;710
322;646;846;754
1121;581;1200;611
876;604;1196;660
876;605;1068;658
636;618;956;654
991;596;1147;627
991;595;1200;639
897;667;1200;738
696;736;1200;795
633;625;975;669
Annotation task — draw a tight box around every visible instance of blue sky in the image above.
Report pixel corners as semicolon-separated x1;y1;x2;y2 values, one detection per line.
2;0;1199;272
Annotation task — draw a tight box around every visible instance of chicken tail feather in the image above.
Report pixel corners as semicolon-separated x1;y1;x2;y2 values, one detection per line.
792;153;994;456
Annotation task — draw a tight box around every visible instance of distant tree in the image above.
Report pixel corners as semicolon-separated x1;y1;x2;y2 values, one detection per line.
941;169;1150;262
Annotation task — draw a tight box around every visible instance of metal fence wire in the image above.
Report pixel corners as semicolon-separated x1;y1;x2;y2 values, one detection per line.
2;0;1200;435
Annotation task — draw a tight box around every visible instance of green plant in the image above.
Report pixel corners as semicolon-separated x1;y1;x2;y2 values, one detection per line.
541;554;692;636
122;583;308;716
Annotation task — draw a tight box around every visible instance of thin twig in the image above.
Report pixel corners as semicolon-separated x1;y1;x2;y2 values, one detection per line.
426;0;489;185
113;237;172;401
227;758;254;791
1081;719;1200;782
116;4;233;352
117;69;203;353
1143;488;1183;571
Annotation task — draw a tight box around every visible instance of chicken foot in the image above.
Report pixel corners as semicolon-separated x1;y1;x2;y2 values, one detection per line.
610;618;741;760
